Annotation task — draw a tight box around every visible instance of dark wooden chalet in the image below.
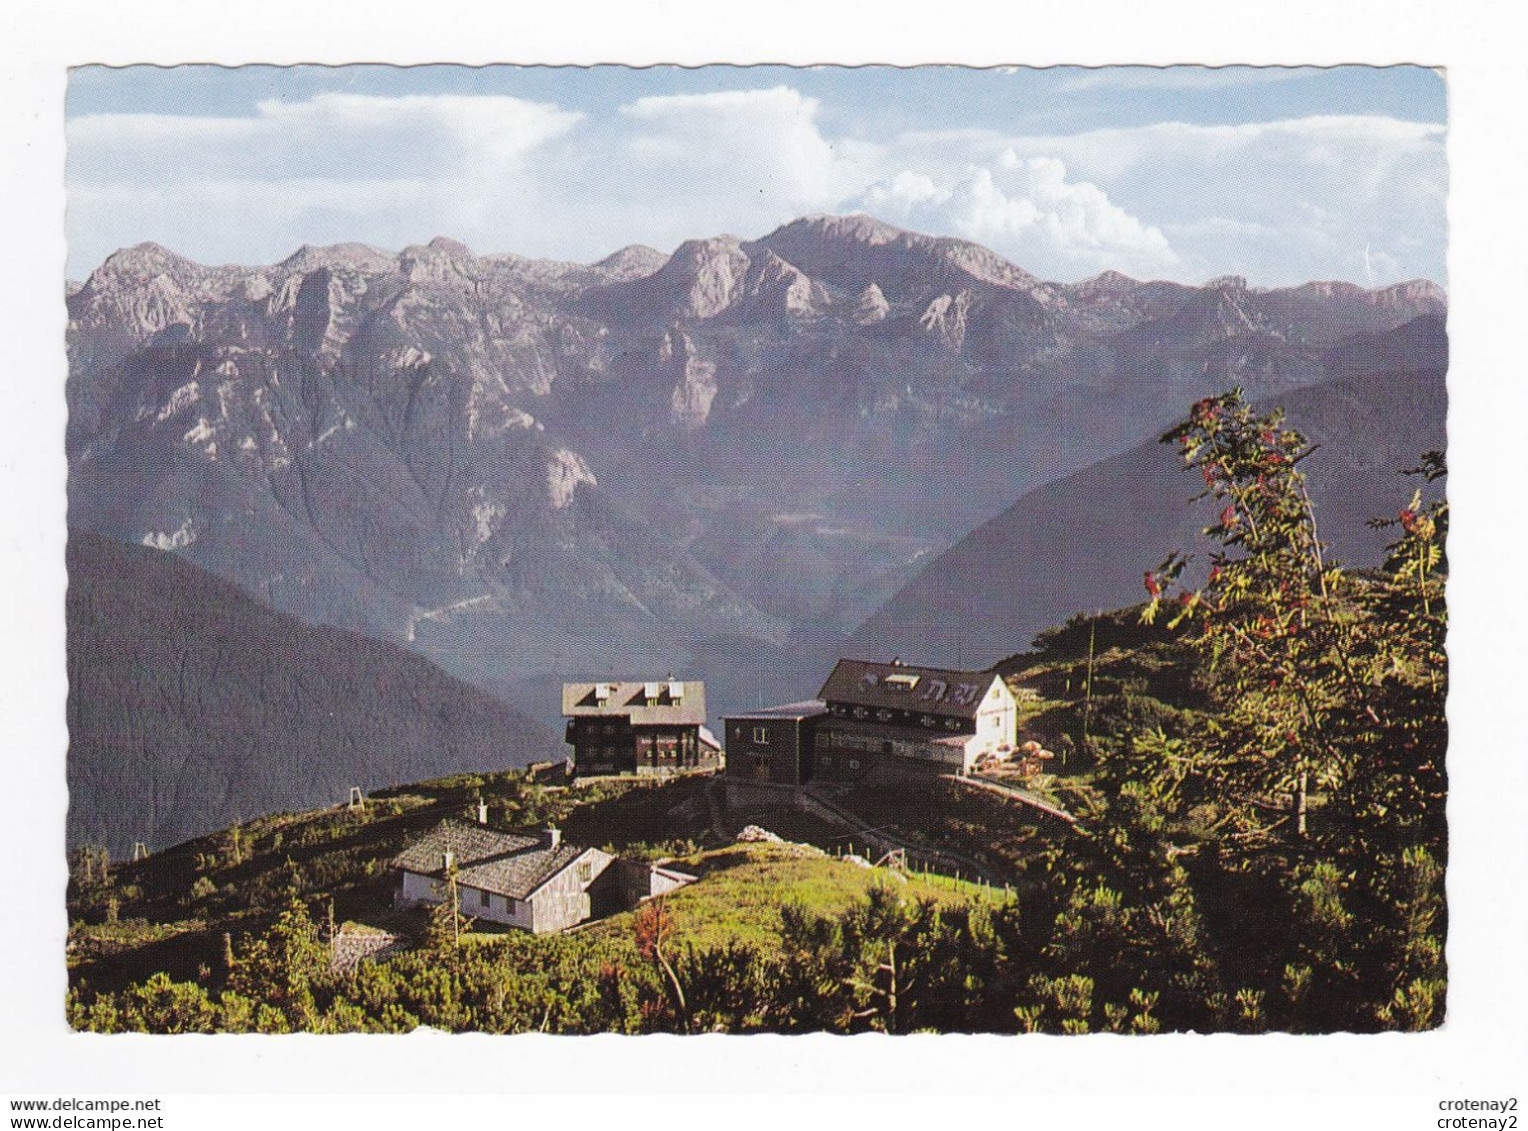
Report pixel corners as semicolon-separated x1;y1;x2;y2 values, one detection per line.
724;700;828;785
561;678;719;777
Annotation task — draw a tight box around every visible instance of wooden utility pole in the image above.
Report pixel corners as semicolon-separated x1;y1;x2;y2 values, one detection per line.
1080;612;1099;755
444;850;461;951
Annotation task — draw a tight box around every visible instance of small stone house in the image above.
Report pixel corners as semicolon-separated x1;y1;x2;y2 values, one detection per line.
393;820;616;934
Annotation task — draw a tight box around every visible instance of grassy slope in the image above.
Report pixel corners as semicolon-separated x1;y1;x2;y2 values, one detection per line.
579;841;1002;953
67;768;1013;996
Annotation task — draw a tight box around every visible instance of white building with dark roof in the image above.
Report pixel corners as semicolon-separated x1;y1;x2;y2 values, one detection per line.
723;659;1019;788
392;818;697;934
392;820;616;933
815;660;1019;782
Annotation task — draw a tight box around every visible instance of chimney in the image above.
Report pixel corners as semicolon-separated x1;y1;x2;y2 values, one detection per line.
475;798;489;825
545;826;562;849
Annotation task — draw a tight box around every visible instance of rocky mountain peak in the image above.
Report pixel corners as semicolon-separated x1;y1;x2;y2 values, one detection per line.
427;236;474;260
787;212;908;247
97;241;199;279
759;212;1037;299
276;242;396;276
608;235;752;322
593;244;668;281
1205;274;1250;292
1374;279;1448;308
1075;269;1140;293
399;240;478;285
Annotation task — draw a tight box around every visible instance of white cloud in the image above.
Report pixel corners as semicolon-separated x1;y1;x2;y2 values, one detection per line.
1011;116;1448;284
570;86;883;250
67;93;584;270
65;87;1447;289
851;153;1179;279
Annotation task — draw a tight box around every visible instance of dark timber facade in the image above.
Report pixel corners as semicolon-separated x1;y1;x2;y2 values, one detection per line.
724;700;828;785
562;679;719;777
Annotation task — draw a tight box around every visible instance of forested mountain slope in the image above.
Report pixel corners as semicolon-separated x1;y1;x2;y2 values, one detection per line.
67;532;561;854
849;315;1447;666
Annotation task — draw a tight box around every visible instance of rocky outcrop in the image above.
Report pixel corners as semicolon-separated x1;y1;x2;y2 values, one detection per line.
851;283;890;324
661;329;719;429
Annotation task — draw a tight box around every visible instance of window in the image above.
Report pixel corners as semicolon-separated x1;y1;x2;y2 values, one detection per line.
752;726;770;744
578;861;593;883
478;888;490;908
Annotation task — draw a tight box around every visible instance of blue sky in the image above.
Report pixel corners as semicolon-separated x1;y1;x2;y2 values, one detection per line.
66;64;1447;286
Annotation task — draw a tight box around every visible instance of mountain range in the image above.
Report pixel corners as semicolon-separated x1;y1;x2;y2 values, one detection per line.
67;213;1446;729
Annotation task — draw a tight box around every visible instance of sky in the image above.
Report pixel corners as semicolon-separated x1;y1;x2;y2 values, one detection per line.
65;64;1447;287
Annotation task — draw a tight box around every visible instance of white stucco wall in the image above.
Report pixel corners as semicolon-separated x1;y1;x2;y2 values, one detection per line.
398;847;618;934
971;680;1018;760
397;870;535;930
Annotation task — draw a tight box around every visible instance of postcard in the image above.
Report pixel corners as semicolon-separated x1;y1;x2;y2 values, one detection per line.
56;61;1452;1039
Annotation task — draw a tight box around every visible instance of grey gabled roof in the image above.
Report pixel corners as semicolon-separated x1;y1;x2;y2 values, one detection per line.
725;699;828;722
817;660;1004;720
561;679;707;726
392;820;591;901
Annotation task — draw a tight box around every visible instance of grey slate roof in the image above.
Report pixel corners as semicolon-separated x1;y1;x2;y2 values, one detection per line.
561;679;707;726
817;660;1003;720
726;699;829;721
392;820;589;900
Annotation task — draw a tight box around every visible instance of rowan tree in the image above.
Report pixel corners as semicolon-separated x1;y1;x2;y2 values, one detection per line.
1143;391;1419;842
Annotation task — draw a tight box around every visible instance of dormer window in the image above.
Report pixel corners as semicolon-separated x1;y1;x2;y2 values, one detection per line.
668;680;684;704
644;681;661;706
594;682;613;706
883;673;920;692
